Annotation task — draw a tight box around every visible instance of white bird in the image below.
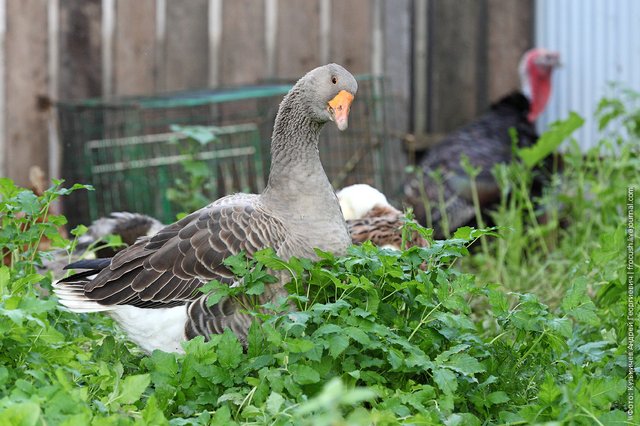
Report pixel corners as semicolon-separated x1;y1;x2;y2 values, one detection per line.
337;184;427;250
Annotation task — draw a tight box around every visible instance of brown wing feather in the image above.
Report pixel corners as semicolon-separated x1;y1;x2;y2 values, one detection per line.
83;197;289;307
185;270;292;346
347;205;428;249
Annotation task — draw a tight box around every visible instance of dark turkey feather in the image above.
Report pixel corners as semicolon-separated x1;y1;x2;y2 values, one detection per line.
404;92;541;237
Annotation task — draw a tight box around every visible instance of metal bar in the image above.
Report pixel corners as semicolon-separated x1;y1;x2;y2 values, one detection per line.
91;147;257;174
86;124;259;149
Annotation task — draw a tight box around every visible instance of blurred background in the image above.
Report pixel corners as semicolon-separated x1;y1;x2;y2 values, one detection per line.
0;0;638;227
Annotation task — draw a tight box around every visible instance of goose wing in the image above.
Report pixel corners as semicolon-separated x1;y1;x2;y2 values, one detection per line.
63;196;289;308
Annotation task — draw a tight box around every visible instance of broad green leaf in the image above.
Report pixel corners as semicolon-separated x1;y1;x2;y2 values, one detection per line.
588;378;626;407
246;321;264;358
199;280;232;307
118;374;151;404
253;248;290;271
14;191;40;216
223;252;249;276
289;364;320;385
328;334;350;358
561;277;589;311
486;286;509;316
517;112;584;168
432;368;457;395
210;405;234;425
70;224;88;237
562;278;598;325
0;402;41;426
445;413;481;426
245;281;265;296
453;226;473;240
139;395;169;426
171;124;219;145
344;327;370;345
499;411;525;424
286;338;315;353
547;317;572;338
435;344;470;364
538;375;560;404
313;324;343;336
387;347;404;370
487;391;510;405
444;353;485;376
218;329;243;369
266;392;285;415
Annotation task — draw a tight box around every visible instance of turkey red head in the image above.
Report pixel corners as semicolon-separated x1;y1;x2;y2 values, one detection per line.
518;48;561;122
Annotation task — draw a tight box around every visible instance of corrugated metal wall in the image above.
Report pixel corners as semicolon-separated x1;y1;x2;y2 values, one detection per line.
535;0;640;150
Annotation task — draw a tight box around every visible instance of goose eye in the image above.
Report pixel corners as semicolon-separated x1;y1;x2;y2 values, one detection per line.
331;76;337;84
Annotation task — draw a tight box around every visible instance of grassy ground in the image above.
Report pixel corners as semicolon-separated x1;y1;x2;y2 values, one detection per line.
0;92;638;425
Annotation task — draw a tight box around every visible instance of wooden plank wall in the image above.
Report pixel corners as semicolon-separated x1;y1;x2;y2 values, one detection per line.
414;0;534;136
4;0;50;186
0;0;532;188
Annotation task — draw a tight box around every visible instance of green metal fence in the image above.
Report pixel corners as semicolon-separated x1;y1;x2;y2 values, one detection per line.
84;124;264;224
58;76;392;227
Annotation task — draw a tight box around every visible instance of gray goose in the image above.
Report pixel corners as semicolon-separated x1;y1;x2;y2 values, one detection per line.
39;212;164;278
338;184;428;250
54;64;358;353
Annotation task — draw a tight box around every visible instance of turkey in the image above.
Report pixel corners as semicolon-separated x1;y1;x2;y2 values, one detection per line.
54;64;358;353
404;48;560;237
337;184;427;249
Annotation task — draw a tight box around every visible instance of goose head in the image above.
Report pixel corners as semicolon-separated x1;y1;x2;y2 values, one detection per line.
298;63;358;131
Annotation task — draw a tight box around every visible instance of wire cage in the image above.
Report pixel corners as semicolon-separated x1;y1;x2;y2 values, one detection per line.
84;124;264;224
57;76;394;228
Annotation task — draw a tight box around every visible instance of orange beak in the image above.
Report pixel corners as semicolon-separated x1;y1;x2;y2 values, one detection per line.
328;90;354;131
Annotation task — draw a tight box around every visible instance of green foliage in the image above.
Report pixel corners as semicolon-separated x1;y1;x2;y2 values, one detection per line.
0;178;91;276
468;104;638;304
166;125;224;216
0;91;638;424
596;84;640;138
516;111;585;169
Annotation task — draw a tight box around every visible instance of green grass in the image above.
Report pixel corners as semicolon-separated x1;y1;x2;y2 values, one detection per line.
0;92;638;425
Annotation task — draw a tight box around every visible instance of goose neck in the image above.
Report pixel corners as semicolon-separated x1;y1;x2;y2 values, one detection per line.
265;93;327;195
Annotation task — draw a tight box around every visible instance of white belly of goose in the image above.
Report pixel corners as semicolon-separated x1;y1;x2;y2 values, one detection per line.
54;279;189;353
108;305;188;354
